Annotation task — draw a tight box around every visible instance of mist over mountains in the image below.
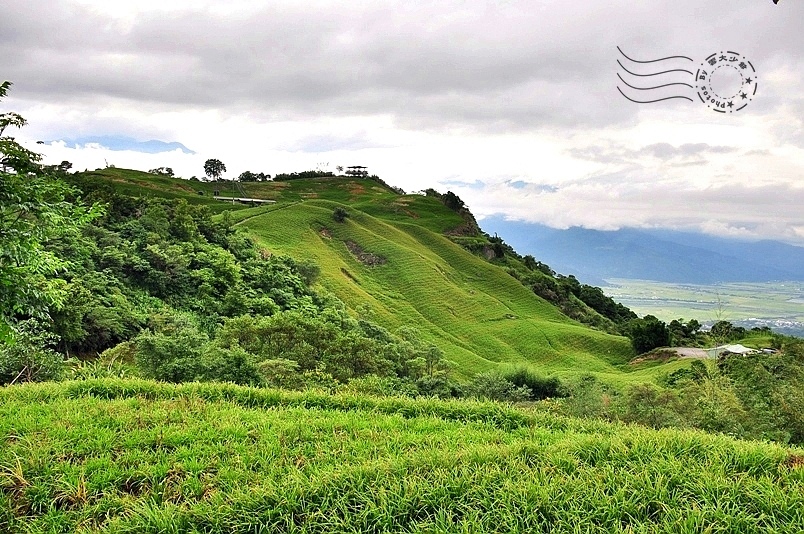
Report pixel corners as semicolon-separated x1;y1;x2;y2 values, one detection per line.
479;217;804;285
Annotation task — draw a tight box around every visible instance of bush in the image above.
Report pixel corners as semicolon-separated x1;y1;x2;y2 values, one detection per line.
333;207;349;223
134;313;209;382
466;372;531;402
199;345;262;386
0;319;64;385
502;367;564;400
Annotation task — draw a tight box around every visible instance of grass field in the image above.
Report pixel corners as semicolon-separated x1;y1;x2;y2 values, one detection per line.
1;379;803;533
603;279;804;337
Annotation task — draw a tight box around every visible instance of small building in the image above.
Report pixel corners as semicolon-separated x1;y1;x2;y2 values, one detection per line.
345;165;368;177
705;344;758;358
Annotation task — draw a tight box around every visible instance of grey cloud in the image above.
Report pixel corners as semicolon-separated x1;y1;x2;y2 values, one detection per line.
8;0;801;132
569;141;738;166
643;143;737;159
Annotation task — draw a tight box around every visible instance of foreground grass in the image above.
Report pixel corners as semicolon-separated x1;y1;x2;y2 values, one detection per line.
2;379;803;533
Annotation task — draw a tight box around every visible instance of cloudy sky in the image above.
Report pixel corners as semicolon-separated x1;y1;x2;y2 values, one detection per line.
2;0;803;243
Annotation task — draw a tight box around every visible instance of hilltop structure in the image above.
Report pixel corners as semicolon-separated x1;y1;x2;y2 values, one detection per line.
345;165;368;177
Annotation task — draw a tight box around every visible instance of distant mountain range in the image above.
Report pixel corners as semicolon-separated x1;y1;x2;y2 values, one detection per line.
479;216;804;285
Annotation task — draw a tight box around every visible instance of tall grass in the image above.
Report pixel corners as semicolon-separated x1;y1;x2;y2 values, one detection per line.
1;379;802;533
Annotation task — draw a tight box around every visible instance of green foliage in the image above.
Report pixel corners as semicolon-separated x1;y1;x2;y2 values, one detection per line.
332;206;349;222
466;372;533;402
629;315;671;353
65;352;137;381
501;367;564;400
134;312;209;382
0;319;64;384
668;318;702;346
717;347;804;443
0;81;101;334
203;158;226;181
620;383;684;429
560;374;617;420
710;320;747;344
148;166;174;177
237;170;270;182
273;169;335;180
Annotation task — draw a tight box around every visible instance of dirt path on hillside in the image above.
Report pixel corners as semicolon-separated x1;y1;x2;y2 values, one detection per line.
672;347;711;359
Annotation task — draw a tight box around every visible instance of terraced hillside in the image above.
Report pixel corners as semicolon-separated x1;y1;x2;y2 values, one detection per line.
236;198;636;379
71;169;685;382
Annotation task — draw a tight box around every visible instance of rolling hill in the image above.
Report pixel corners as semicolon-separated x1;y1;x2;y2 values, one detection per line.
69;168;690;384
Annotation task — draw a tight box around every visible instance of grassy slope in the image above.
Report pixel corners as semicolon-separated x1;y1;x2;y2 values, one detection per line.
76;170;694;383
1;379;802;533
238;198;636;380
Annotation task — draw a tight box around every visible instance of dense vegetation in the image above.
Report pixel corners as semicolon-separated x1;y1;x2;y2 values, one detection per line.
1;379;803;533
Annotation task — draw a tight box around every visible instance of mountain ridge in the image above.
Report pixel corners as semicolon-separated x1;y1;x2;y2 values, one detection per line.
479;217;804;285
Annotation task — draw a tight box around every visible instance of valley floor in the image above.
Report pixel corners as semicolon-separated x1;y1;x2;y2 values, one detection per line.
603;279;804;337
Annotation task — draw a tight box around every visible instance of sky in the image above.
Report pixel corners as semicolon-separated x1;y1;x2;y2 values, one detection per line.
2;0;803;243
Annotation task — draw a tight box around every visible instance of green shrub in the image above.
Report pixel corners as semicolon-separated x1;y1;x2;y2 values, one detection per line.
466;372;531;402
0;319;64;385
332;207;349;222
134;313;208;382
502;367;564;400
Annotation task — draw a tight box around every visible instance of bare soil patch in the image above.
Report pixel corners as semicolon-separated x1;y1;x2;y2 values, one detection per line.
345;240;387;267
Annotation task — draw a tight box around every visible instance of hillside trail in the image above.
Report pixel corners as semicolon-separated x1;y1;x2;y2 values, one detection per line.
673;347;710;359
232;200;303;228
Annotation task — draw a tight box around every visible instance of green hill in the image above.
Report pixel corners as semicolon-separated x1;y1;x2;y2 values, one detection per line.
2;379;802;533
238;198;633;379
68;168;679;383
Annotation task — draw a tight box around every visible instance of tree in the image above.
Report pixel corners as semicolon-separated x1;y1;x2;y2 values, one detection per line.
629;315;671;353
149;167;174;177
204;158;226;181
0;81;101;341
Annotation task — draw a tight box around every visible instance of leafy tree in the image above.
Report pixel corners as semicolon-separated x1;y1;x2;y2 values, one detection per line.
203;158;226;181
237;171;270;182
0;81;100;340
134;312;209;382
0;318;64;384
629;315;671;353
441;191;466;212
149;167;174;177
